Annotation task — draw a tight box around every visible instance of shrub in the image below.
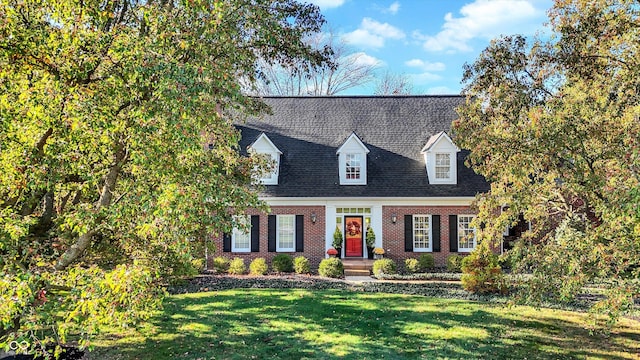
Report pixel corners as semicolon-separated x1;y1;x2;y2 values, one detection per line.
461;247;507;294
418;253;435;271
373;258;397;276
228;258;246;275
249;258;268;276
446;254;464;273
212;256;230;274
405;258;420;274
271;254;294;273
294;256;311;274
318;258;344;278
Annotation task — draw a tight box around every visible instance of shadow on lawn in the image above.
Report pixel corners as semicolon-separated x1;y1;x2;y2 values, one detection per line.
91;287;640;360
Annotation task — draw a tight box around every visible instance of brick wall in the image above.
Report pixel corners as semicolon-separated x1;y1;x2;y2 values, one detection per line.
382;206;476;267
209;204;478;272
209;206;327;271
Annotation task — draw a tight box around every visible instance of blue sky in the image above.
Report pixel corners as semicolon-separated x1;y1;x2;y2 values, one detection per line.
307;0;553;95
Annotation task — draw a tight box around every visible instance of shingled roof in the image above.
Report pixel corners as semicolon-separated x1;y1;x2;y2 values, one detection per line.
237;96;489;198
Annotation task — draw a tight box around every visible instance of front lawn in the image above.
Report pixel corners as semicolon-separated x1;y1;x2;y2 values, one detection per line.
90;288;640;359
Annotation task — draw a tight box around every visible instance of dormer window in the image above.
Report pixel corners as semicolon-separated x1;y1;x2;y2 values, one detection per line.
435;153;451;180
421;131;459;185
249;133;282;185
337;133;369;185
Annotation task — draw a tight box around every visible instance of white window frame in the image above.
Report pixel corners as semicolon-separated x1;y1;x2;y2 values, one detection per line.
435;153;451;180
413;215;432;252
458;215;477;252
276;215;296;252
345;153;362;181
257;152;280;185
232;215;251;252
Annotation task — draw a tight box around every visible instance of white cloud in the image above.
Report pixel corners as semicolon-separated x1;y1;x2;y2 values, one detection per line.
306;0;346;9
387;1;400;15
405;59;446;72
420;0;546;53
343;18;405;49
412;72;442;84
348;52;383;67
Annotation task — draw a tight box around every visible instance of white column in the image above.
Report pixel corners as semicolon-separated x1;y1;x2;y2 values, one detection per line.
371;205;383;248
325;205;336;258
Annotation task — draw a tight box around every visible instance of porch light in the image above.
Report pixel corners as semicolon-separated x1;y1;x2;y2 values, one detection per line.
391;213;397;224
311;212;317;224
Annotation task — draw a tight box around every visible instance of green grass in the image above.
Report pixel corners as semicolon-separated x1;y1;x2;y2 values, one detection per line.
90;289;640;360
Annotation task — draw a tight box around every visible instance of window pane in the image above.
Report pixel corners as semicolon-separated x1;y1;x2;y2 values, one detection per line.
458;215;476;250
233;215;251;251
413;215;430;249
346;154;361;179
278;215;295;250
435;153;451;179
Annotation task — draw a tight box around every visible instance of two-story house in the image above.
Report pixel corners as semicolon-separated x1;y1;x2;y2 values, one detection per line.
211;96;490;269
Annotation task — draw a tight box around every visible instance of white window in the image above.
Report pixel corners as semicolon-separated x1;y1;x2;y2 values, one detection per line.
337;133;369;185
435;153;451;180
458;215;476;252
250;133;281;185
413;215;431;251
277;215;295;252
345;153;362;180
232;215;251;252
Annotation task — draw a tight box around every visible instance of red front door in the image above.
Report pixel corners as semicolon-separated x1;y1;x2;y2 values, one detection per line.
344;216;363;257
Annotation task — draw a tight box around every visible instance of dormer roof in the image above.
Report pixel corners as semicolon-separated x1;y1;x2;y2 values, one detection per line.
336;132;370;154
421;131;460;153
250;133;282;154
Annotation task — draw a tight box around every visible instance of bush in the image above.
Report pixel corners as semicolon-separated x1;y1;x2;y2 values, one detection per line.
212;256;230;274
294;256;311;274
271;254;294;273
446;254;464;273
373;258;397;276
461;247;507;294
418;253;435;271
228;258;246;275
318;258;344;278
405;258;420;273
249;258;268;276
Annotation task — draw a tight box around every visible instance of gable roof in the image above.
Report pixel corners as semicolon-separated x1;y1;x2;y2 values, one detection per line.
336;132;370;154
421;131;460;153
236;96;489;198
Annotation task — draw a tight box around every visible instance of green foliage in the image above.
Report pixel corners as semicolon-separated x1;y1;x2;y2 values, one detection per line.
446;255;464;273
318;258;344;278
271;254;294;273
461;246;507;295
404;258;421;274
249;258;268;276
418;253;435;271
333;226;343;249
455;0;640;325
212;257;230;274
293;256;311;274
228;258;246;275
365;227;376;247
0;0;330;350
373;259;397;276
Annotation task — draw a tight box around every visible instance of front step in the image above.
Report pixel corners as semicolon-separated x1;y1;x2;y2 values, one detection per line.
342;258;374;277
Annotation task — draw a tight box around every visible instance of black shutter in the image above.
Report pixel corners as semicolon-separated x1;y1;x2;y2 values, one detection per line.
251;215;260;252
223;233;231;252
449;215;458;252
268;215;276;252
295;215;304;252
404;214;413;252
432;215;441;252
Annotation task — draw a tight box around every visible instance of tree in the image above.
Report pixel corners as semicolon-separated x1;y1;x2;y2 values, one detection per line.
0;0;329;353
373;71;413;95
250;30;378;95
455;0;639;327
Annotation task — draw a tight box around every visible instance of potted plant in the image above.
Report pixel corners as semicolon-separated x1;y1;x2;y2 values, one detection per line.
365;227;376;259
326;247;338;258
373;247;385;260
333;226;343;258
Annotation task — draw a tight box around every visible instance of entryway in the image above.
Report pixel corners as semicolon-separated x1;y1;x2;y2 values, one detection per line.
342;258;374;277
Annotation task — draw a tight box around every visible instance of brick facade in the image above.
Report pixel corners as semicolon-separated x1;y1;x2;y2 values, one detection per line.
210;204;477;272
